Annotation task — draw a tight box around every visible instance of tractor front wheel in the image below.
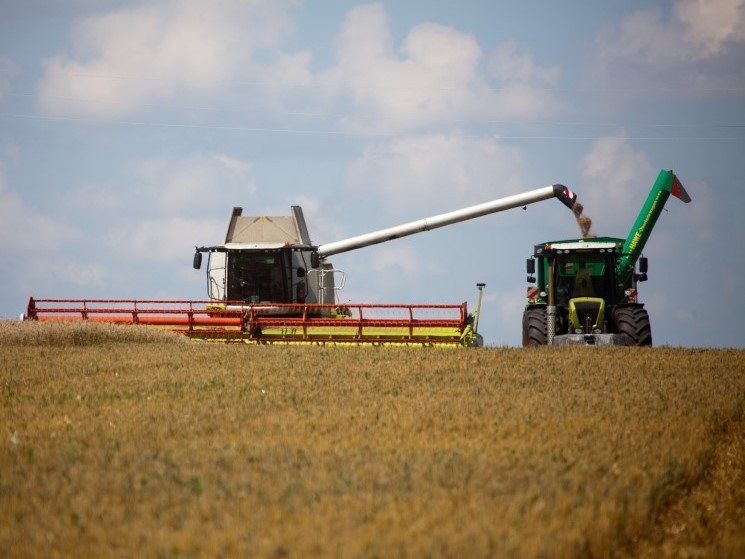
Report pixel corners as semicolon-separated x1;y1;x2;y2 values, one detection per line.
522;307;548;346
613;307;652;346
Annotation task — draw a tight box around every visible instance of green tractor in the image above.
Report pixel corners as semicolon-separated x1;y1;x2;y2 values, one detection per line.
523;170;691;346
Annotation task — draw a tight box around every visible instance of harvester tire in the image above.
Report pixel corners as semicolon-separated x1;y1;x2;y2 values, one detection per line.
613;307;652;346
522;308;548;346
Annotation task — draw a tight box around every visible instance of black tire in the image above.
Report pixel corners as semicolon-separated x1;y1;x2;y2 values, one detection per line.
522;307;548;346
613;307;652;346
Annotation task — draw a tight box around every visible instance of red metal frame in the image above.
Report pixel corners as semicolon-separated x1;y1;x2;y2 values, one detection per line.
24;297;468;344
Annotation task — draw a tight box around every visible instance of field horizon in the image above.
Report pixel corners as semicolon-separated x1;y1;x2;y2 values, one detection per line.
1;321;744;558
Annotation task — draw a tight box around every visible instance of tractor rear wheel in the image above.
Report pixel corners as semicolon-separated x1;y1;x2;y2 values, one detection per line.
522;307;548;346
613;307;652;346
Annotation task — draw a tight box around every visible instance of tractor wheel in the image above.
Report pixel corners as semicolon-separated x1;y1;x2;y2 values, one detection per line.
522;308;548;346
613;307;652;346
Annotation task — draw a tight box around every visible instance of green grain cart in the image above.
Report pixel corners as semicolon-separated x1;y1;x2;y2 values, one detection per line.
523;170;691;346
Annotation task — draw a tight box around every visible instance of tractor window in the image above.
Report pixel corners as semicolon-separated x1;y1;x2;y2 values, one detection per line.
555;254;613;305
227;251;290;303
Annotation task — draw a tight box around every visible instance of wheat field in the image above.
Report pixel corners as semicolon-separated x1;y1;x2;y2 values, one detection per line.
1;321;744;558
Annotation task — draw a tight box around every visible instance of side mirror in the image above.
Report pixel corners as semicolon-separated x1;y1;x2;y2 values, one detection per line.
193;251;203;270
527;276;536;284
310;251;320;269
526;258;535;275
639;256;648;274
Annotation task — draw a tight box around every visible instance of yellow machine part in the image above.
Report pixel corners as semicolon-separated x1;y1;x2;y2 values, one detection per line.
568;297;605;333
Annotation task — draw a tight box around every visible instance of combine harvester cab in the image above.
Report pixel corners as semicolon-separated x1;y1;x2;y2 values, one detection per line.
522;170;691;347
27;184;579;346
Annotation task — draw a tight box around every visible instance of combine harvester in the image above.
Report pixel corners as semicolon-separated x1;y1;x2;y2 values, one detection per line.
522;169;691;346
26;184;577;346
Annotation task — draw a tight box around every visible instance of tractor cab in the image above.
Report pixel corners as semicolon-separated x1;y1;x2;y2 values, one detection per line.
524;237;648;346
528;238;627;306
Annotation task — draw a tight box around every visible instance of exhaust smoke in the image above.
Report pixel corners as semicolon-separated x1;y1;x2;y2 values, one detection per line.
572;202;595;238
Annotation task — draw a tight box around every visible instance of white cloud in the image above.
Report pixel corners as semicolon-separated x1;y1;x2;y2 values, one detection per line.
346;132;527;219
488;41;561;85
593;0;745;88
579;133;656;236
330;4;481;131
131;153;256;216
37;0;297;118
54;261;107;287
328;3;562;132
60;182;122;214
675;0;745;57
259;51;316;111
577;134;700;249
53;153;258;263
599;0;745;63
35;1;565;130
109;217;225;262
0;165;80;251
370;244;427;281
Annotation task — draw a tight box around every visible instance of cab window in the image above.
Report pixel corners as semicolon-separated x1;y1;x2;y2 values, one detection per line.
227;252;289;302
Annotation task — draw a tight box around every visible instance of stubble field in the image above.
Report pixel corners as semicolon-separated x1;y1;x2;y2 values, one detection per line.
1;321;744;558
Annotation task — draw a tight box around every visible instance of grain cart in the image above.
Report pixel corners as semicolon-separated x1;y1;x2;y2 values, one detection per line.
522;170;691;346
27;183;577;345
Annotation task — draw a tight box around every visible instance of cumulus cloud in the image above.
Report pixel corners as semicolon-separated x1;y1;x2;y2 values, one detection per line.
674;0;745;56
130;153;256;216
35;1;564;131
60;182;122;214
579;133;656;235
85;152;257;261
53;261;107;288
0;164;80;251
487;41;561;84
346;132;527;219
370;244;428;281
108;217;225;262
599;0;745;63
593;0;745;88
258;51;317;113
327;3;562;132
37;0;297;118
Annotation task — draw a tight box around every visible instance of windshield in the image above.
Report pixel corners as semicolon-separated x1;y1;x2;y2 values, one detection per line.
227;251;289;303
554;252;614;306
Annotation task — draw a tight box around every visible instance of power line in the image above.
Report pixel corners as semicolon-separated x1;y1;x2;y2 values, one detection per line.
35;69;745;94
2;111;743;141
6;91;745;130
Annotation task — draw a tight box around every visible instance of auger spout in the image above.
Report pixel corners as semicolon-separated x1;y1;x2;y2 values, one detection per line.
616;170;691;285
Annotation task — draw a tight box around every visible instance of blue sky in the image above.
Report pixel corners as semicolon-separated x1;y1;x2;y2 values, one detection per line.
1;0;743;347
